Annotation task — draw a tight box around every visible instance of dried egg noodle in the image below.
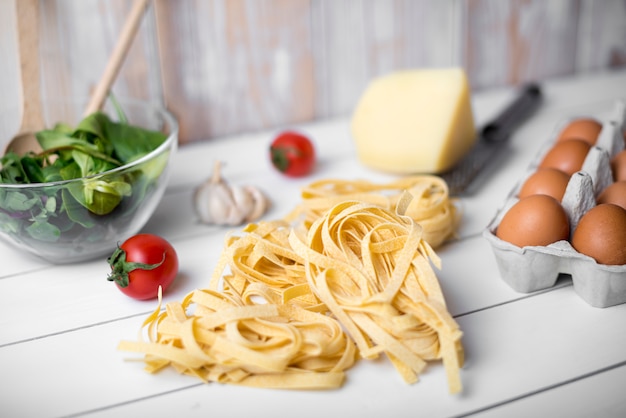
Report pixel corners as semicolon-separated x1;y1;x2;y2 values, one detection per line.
286;175;460;248
119;180;464;394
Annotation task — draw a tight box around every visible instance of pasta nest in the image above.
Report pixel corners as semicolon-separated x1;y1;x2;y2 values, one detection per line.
119;177;463;393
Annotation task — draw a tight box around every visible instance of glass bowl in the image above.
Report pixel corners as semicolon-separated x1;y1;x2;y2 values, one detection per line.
0;98;178;263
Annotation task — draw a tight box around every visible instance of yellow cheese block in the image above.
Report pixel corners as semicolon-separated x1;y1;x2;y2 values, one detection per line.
351;68;476;174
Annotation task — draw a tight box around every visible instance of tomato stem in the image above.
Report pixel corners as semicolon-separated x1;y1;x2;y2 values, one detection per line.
270;147;291;172
106;245;165;288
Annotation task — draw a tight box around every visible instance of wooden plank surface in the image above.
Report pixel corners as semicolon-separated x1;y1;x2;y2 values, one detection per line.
577;0;626;71
0;0;625;143
464;0;580;89
1;69;625;417
154;0;315;143
36;0;162;121
311;0;460;119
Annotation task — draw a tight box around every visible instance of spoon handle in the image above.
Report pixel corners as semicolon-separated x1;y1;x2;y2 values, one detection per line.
83;0;151;116
16;0;44;132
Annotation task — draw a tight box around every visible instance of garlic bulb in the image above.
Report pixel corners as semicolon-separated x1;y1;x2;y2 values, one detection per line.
193;161;270;225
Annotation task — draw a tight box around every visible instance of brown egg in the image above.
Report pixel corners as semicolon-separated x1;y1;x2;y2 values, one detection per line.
611;149;626;182
571;203;626;265
496;194;569;248
557;117;602;145
518;167;571;201
539;139;591;176
597;181;626;210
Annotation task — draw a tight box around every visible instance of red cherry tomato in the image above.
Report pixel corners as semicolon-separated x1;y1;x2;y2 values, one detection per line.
107;234;179;300
270;131;316;177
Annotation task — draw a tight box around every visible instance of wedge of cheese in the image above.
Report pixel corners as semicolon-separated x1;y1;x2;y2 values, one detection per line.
351;68;476;174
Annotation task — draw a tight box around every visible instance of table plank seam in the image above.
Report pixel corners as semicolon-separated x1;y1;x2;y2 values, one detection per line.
451;360;626;418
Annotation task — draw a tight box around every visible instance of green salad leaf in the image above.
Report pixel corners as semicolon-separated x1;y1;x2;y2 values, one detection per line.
0;108;169;244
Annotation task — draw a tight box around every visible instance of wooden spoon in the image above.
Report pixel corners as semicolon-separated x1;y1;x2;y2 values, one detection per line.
4;0;45;155
4;0;151;157
83;0;151;116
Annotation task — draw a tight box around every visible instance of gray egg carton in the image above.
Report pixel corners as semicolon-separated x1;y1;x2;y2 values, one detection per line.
483;100;626;308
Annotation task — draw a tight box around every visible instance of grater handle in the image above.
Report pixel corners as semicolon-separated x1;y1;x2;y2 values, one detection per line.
481;83;543;143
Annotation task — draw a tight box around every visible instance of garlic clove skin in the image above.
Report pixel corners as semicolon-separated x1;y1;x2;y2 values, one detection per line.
193;183;217;224
227;185;255;224
208;183;239;224
193;161;270;226
244;186;270;222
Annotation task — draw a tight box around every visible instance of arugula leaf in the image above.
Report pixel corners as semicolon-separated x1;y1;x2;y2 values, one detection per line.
2;190;40;212
106;118;167;163
20;156;46;183
74;112;109;139
61;188;95;228
0;106;169;247
0;212;20;234
60;162;131;215
36;129;122;166
0;152;30;183
26;220;61;242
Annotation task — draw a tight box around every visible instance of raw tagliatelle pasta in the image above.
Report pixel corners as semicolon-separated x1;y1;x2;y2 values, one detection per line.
118;288;356;389
118;179;464;394
285;175;460;249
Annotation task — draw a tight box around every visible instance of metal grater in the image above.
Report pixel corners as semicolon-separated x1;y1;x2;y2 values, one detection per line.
440;83;543;195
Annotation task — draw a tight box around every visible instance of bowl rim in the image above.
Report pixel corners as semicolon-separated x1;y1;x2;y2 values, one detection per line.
0;98;178;189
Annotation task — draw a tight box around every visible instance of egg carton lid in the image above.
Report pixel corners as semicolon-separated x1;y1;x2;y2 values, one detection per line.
484;99;626;308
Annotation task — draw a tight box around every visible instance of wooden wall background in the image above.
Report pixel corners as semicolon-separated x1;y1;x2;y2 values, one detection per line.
1;0;625;145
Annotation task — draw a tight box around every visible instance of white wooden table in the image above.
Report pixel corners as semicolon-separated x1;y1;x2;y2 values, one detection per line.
1;69;625;418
